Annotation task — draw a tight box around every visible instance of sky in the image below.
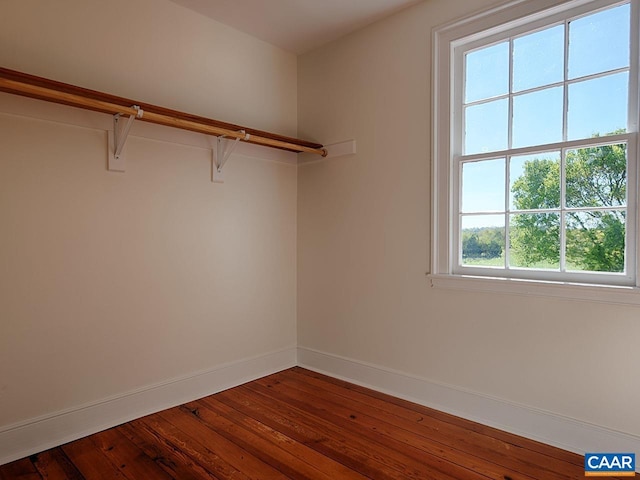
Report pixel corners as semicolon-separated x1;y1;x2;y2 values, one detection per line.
461;2;631;229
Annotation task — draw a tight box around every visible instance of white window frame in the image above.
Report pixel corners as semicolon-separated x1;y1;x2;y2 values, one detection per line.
431;0;640;304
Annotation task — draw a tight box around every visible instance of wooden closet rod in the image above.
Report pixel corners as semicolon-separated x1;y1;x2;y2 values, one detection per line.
0;67;327;157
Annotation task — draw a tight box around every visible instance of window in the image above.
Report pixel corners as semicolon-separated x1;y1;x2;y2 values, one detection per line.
433;0;640;294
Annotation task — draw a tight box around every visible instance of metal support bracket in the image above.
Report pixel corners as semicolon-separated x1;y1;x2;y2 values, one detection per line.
108;105;143;172
212;130;250;183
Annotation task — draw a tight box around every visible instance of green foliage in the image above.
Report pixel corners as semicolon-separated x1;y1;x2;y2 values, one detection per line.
510;158;561;265
509;134;626;272
509;213;560;267
462;227;504;260
565;142;626;209
512;158;560;210
565;211;625;272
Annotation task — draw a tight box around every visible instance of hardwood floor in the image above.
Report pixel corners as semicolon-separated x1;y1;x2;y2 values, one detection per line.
0;367;636;479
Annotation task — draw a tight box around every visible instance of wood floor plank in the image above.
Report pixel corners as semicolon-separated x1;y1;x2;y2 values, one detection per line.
289;369;638;480
116;422;217;480
219;385;486;479
62;436;129;479
143;409;265;480
293;367;583;465
253;373;542;480
89;428;175;480
211;389;410;480
216;384;477;480
269;369;577;480
0;458;41;480
183;400;338;480
212;388;397;480
197;396;371;480
2;367;634;479
31;449;85;480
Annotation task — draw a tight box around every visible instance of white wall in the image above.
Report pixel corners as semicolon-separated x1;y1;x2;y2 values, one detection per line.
297;0;640;438
2;0;639;462
0;0;297;136
0;0;297;431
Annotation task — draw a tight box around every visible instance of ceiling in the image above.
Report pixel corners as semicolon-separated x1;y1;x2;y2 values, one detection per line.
169;0;422;54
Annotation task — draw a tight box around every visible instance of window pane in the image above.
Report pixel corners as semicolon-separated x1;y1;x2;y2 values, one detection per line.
509;213;560;269
462;158;505;212
510;152;560;210
464;99;508;154
568;3;630;79
567;72;628;140
461;215;505;267
465;42;509;103
566;210;625;272
512;86;563;148
513;25;564;92
565;143;627;208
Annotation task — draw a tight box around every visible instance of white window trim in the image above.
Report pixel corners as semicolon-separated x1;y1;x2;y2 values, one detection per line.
431;0;640;304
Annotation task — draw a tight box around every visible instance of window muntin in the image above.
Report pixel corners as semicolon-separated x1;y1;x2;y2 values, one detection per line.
451;1;637;285
460;141;628;274
462;4;631;156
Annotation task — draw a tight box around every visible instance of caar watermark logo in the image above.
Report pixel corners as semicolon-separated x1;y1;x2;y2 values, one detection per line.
585;453;635;476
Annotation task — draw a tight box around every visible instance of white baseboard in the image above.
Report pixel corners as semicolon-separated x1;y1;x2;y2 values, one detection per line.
298;346;640;471
0;347;296;466
4;345;638;472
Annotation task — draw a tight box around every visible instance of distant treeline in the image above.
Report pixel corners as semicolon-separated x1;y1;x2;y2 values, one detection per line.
461;227;504;259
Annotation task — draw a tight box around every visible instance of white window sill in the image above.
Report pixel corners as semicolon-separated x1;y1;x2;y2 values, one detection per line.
428;274;640;306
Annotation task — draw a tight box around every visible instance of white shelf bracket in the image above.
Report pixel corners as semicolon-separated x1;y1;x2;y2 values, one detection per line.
108;105;143;172
324;139;356;158
212;130;250;183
